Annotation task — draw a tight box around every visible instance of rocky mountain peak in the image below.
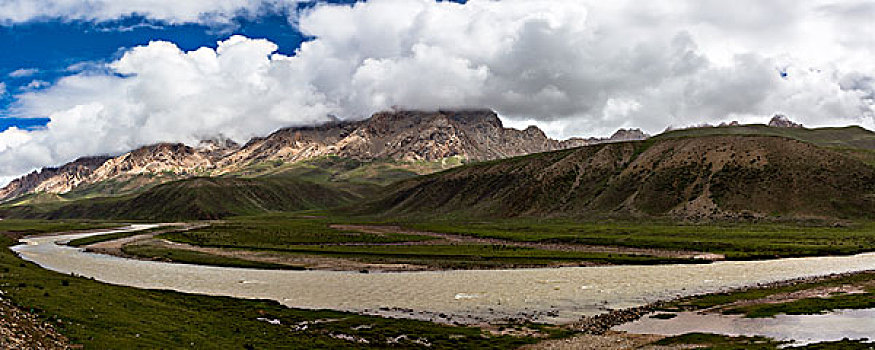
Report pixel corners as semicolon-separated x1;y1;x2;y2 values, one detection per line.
197;137;240;151
768;114;803;128
0;155;112;200
0;109;652;202
197;137;242;160
609;128;650;142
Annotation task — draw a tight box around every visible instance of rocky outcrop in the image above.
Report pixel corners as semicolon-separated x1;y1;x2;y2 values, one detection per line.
0;109;648;202
606;129;649;142
0;298;68;350
225;110;649;168
0;156;110;200
0;143;231;202
221;110;564;168
89;143;218;181
559;129;649;148
768;114;803;128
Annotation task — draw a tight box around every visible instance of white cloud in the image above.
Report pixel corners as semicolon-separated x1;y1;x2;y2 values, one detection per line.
0;82;6;97
0;0;299;24
23;80;50;90
8;68;39;78
291;0;874;135
1;36;337;179
0;0;874;183
0;127;33;153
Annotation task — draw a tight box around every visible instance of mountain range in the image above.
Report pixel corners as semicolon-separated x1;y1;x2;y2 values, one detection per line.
0;110;647;203
1;110;873;221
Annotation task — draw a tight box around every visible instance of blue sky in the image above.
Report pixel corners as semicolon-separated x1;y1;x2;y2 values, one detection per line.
0;0;363;130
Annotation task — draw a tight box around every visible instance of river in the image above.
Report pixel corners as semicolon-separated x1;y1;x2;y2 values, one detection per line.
616;309;875;345
11;226;875;324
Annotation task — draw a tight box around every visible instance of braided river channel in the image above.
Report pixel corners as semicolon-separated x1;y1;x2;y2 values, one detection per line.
12;225;875;328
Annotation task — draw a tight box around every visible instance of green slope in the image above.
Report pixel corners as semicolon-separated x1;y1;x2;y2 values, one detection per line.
1;177;360;221
654;125;875;150
655;125;875;166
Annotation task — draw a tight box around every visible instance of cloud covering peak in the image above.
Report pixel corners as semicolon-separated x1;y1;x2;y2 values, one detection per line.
1;0;874;183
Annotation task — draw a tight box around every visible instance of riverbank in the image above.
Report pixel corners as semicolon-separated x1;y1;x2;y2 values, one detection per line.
1;229;541;348
529;270;875;349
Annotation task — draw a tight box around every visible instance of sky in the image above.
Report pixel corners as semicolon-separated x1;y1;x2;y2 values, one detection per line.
0;0;873;185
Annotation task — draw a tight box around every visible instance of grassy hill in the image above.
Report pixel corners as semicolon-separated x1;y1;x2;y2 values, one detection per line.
654;125;875;150
655;125;875;166
0;177;360;221
369;135;875;220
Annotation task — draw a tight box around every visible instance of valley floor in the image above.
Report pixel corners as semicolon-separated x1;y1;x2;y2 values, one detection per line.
82;213;875;272
88;220;715;272
4;219;875;349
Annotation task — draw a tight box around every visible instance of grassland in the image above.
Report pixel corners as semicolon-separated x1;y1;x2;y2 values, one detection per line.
148;213;875;269
405;218;875;260
653;124;875;151
120;244;300;270
651;333;783;350
0;219;117;236
66;227;165;247
0;223;539;349
154;214;703;269
163;214;434;246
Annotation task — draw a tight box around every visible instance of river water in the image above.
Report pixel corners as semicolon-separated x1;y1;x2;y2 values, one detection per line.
11;226;875;324
616;309;875;345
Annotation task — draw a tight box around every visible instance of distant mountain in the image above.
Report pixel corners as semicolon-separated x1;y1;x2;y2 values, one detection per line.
0;156;111;201
370;135;875;220
768;114;803;128
0;109;646;203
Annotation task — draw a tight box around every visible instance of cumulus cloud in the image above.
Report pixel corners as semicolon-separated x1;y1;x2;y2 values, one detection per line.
293;0;874;135
0;0;874;182
0;0;299;24
1;36;337;178
0;82;6;96
8;68;39;78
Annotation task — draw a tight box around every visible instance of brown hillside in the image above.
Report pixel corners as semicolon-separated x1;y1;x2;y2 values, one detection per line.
372;136;875;220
